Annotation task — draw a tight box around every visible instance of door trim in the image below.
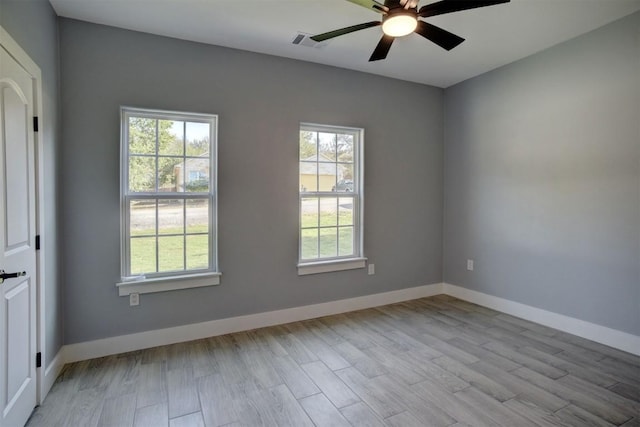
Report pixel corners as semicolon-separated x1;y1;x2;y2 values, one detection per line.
0;25;50;404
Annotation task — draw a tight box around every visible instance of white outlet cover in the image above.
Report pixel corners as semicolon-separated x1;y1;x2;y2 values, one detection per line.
130;292;140;306
467;260;474;271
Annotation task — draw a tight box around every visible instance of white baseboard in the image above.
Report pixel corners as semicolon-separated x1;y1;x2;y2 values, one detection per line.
39;348;65;404
59;280;640;365
443;283;640;356
63;283;444;363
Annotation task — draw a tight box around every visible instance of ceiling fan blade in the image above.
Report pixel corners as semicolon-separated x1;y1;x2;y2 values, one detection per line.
414;21;464;50
369;35;395;61
346;0;388;13
311;21;381;42
419;0;509;18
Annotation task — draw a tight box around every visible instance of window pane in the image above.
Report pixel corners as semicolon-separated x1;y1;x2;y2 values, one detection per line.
300;130;317;160
337;134;354;163
158;120;184;156
184;158;210;192
318;132;337;161
320;198;338;227
158;199;184;235
129;117;156;155
301;228;318;260
301;198;319;228
159;157;182;192
186;235;209;270
130;199;156;236
186;122;210;156
339;227;354;256
158;236;185;272
318;163;337;192
337;164;354;192
186;199;209;233
319;227;338;258
130;237;156;274
338;197;353;226
300;162;317;192
129;156;156;192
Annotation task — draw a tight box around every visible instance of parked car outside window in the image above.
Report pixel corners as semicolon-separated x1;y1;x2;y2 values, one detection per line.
332;179;353;192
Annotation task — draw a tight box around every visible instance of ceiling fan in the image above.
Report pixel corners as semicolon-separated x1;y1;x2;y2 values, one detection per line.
311;0;510;61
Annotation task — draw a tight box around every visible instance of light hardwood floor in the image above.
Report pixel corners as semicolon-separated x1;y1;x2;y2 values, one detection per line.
27;295;640;427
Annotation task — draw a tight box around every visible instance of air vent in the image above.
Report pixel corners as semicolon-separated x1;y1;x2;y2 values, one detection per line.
292;32;329;49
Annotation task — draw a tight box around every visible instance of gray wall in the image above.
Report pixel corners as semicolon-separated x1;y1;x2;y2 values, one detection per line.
0;0;63;364
443;12;640;335
59;19;443;344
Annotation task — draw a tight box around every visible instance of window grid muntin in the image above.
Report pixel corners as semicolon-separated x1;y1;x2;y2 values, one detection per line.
122;107;217;279
299;123;362;263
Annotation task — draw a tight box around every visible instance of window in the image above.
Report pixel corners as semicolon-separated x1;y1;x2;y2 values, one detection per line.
298;123;366;275
118;107;219;295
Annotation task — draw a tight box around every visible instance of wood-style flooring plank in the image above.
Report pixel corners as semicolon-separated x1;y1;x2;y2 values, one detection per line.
384;411;426;427
512;367;634;425
430;355;516;402
453;386;538;427
469;360;568;412
134;402;169;427
555;404;617;427
334;367;407;419
167;366;200;419
135;362;167;409
60;385;106;427
271;355;320;399
447;337;521;371
97;392;136;427
197;373;239;427
609;381;640;402
301;360;360;408
502;398;573;427
482;340;568;379
518;345;618;387
299;392;351;427
169;412;206;427
339;402;385;427
371;374;455;426
410;379;499;426
247;384;315;427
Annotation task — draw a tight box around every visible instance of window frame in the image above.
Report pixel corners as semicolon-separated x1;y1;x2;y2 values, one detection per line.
297;123;366;275
117;106;220;295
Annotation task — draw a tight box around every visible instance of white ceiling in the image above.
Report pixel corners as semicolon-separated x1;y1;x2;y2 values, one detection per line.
50;0;640;88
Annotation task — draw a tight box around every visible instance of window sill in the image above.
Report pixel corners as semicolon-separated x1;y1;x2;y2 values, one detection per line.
297;258;367;276
116;272;221;296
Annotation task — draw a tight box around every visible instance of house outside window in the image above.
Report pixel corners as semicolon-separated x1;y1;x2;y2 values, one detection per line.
118;107;220;295
298;123;366;275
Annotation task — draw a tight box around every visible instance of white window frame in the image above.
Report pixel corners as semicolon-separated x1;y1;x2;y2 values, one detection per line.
117;107;220;295
298;123;366;275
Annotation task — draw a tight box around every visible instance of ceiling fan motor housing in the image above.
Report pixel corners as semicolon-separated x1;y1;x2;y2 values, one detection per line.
382;7;418;37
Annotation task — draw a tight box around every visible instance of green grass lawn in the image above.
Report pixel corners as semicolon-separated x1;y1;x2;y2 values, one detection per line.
301;211;354;259
130;230;209;274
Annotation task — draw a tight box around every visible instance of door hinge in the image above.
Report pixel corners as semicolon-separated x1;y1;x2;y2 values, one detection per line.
35;235;41;250
36;352;42;368
33;116;39;132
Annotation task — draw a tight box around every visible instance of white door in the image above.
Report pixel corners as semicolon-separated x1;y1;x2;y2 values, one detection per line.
0;44;37;427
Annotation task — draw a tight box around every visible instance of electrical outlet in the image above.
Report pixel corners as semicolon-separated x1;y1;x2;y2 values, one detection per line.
467;259;474;271
129;292;140;306
368;263;375;275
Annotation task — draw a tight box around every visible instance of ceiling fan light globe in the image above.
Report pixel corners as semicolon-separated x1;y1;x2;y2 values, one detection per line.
382;14;417;37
